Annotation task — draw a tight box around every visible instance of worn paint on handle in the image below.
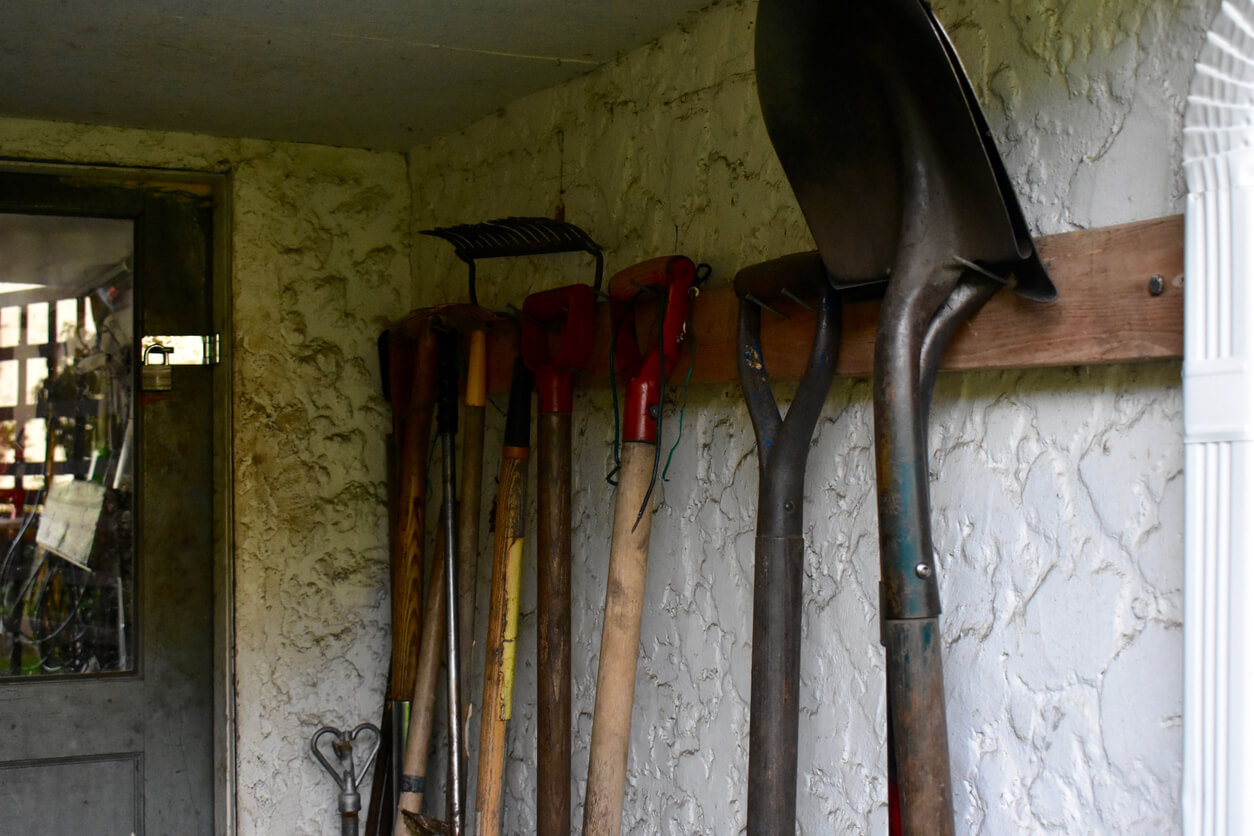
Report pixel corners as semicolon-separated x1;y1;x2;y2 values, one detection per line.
499;535;524;720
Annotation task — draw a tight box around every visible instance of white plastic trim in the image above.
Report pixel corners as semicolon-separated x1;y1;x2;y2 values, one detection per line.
1184;3;1254;832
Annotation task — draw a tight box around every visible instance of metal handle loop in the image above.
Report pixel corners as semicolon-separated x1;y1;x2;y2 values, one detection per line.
311;726;348;789
310;722;381;790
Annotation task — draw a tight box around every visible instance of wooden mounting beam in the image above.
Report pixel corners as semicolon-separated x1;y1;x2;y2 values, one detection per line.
403;214;1184;395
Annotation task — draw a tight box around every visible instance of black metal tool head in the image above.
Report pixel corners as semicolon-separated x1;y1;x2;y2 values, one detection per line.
755;0;1055;302
734;253;842;485
420;217;604;306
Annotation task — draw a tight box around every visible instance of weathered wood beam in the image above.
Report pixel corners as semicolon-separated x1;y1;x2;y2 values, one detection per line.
410;214;1184;394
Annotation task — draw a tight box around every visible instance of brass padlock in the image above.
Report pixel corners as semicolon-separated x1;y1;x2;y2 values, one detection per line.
142;345;173;392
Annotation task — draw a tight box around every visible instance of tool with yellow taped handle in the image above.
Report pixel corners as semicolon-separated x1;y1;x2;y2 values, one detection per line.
475;357;533;836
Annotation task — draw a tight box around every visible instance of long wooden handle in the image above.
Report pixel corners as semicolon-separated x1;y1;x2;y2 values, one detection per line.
391;323;439;702
394;528;447;835
582;441;656;836
474;448;529;836
536;412;572;836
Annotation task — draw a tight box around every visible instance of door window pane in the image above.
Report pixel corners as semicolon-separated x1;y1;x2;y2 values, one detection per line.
0;213;135;677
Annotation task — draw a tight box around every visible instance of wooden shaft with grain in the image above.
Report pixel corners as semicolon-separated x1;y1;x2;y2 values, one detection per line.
474;447;530;836
394;526;446;835
536;411;572;836
390;322;439;702
582;441;657;836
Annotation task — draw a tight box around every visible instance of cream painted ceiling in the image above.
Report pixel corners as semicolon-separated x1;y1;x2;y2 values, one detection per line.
0;1;721;151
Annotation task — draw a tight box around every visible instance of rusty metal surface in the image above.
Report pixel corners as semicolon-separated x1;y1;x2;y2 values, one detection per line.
737;264;841;834
754;1;1058;832
755;0;1054;302
884;618;953;834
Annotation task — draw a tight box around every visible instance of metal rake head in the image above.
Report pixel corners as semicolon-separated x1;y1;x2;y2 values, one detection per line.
420;216;603;305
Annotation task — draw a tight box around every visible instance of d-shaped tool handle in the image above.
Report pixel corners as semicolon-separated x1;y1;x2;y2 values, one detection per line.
607;256;697;443
521;283;597;415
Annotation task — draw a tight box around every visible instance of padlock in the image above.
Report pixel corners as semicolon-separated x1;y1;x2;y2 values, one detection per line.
142;345;173;392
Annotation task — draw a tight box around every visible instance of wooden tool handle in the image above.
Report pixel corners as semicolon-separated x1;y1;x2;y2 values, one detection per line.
474;448;529;836
394;530;446;835
536;412;572;836
390;323;439;702
582;441;656;836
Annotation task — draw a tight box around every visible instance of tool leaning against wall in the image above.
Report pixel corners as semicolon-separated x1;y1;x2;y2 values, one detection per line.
520;279;599;836
417;215;605;835
734;253;847;835
393;305;497;836
754;0;1057;832
475;356;533;836
582;255;699;836
367;307;443;836
313;722;383;836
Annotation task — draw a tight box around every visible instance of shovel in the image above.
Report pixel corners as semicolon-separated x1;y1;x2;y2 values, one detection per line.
755;1;1056;832
735;253;843;835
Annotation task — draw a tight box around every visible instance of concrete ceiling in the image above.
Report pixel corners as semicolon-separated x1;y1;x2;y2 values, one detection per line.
0;1;720;151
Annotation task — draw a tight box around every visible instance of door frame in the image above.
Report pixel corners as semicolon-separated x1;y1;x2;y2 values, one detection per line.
0;159;237;834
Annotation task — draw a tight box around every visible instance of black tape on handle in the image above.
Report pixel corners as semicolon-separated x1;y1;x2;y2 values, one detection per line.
503;357;534;450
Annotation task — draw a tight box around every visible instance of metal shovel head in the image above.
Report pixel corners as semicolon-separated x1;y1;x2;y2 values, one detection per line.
733;250;828;302
755;0;1055;302
735;250;889;304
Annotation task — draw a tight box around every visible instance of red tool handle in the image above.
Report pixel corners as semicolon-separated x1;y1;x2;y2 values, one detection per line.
608;256;697;443
521;283;597;415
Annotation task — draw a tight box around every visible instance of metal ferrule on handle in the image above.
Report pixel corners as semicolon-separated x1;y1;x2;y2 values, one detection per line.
874;254;1000;836
873;253;962;836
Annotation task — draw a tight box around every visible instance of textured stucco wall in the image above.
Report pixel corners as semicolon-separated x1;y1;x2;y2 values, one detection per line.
408;1;1209;833
0;119;409;834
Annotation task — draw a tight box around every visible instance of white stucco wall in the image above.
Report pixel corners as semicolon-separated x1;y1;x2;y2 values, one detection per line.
0;0;1212;831
408;1;1208;833
0;120;408;834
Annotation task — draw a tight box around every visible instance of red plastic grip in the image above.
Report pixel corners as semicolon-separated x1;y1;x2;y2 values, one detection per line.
521;284;597;414
609;256;697;443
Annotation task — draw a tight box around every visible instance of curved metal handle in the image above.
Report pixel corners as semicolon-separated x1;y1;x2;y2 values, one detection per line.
310;723;382;790
347;722;382;782
311;726;348;790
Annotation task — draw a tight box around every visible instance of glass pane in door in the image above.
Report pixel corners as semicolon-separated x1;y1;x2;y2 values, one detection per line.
0;213;136;677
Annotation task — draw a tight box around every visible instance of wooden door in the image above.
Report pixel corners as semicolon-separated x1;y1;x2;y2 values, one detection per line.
0;171;219;835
